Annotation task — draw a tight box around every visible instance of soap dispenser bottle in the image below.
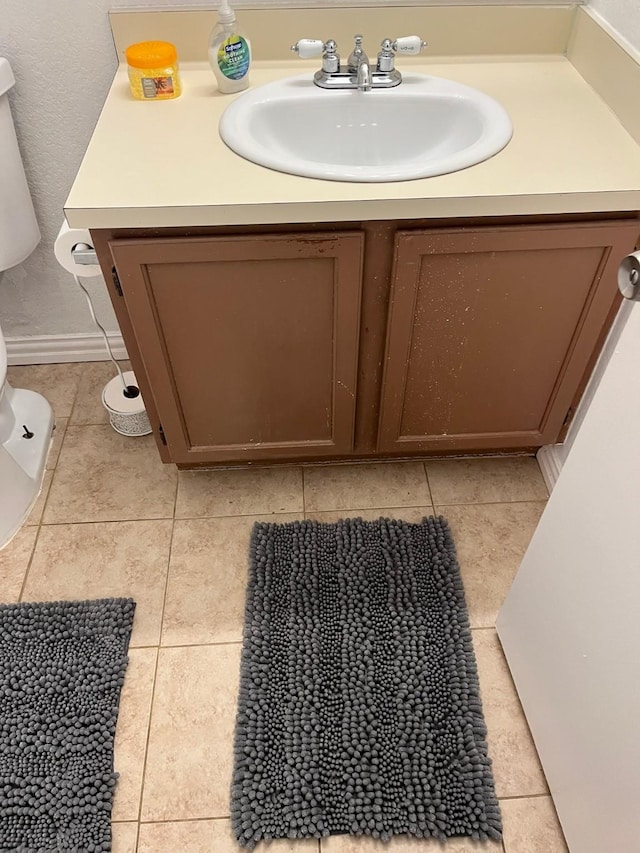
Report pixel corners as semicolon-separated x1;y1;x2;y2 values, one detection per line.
208;0;251;94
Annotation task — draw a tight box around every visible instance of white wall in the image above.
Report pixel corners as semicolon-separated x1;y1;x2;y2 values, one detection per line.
588;0;640;51
1;1;116;338
0;0;222;341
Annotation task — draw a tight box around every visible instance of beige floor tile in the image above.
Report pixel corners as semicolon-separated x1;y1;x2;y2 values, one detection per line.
112;822;139;853
114;648;158;821
304;462;430;512
426;457;548;506
163;513;299;646
438;502;545;628
70;360;131;426
138;820;217;853
43;426;177;523
0;526;37;601
7;363;83;418
23;520;172;647
138;818;318;853
141;644;241;821
25;469;53;526
46;417;68;469
473;631;547;799
322;834;501;851
501;797;568;853
306;506;434;523
175;467;304;519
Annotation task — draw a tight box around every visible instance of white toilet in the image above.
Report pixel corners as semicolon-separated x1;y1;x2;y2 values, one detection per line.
0;57;53;549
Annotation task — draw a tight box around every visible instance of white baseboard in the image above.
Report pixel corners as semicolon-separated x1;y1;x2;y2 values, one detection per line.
537;444;565;492
5;333;128;365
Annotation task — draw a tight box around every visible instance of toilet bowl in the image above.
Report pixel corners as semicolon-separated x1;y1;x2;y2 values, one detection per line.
0;57;53;549
0;325;53;547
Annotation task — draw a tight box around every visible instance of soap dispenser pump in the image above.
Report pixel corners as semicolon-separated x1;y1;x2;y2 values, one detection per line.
208;0;251;94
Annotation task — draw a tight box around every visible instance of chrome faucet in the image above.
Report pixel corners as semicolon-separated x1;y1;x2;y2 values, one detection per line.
291;34;427;91
348;35;371;91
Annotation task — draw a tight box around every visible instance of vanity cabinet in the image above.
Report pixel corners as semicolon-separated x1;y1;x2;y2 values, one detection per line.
93;216;639;467
106;232;363;464
378;221;637;452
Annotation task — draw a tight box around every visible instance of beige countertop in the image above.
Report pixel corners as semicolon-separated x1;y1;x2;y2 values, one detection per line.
65;56;640;229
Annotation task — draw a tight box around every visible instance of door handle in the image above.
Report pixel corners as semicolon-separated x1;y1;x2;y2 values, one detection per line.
618;251;640;301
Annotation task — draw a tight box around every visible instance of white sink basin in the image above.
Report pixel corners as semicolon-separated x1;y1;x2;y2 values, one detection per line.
219;73;513;182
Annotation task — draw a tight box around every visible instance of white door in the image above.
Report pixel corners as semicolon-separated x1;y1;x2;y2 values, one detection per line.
496;300;640;853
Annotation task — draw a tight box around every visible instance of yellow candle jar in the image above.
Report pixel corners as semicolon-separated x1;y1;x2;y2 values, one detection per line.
125;41;182;100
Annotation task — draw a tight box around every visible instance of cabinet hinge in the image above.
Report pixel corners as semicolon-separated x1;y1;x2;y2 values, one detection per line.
563;407;575;429
111;266;123;297
158;424;167;446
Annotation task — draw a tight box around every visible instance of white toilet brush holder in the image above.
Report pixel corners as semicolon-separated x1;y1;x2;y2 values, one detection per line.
102;371;152;437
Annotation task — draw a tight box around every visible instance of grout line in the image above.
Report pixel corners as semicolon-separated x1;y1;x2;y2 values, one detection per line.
500;792;549;801
435;498;549;510
133;644;160;841
301;467;306;516
35;498;548;529
40;516;175;527
64;363;85;426
138;815;231;824
303;504;435;518
69;417;112;427
35;463;58;528
45;417;66;473
422;460;435;508
156;640;243;651
134;475;180;843
17;523;43;603
39;508;303;526
471;626;499;633
173;497;547;521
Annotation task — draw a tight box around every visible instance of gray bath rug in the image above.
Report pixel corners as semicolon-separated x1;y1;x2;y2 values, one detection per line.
231;517;501;848
0;598;135;853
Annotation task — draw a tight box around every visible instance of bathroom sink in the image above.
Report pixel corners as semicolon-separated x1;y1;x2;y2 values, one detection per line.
219;73;513;182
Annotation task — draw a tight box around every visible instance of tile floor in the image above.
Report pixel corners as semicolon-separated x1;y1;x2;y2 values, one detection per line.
3;362;569;853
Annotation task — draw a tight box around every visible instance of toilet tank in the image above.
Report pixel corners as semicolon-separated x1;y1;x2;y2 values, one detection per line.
0;57;40;271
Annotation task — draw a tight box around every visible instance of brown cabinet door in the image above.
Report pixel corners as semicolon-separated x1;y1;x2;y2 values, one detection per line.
378;221;639;453
109;232;363;464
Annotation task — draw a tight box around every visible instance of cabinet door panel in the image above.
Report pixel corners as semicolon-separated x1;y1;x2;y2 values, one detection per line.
378;222;640;452
109;232;363;463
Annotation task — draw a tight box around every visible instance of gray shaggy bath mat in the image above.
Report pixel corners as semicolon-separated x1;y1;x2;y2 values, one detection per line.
231;516;501;847
0;598;135;853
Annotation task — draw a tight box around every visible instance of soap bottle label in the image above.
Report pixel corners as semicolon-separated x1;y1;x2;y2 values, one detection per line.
217;35;250;80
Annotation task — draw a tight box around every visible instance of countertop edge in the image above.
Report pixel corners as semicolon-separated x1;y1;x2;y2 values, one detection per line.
69;191;640;230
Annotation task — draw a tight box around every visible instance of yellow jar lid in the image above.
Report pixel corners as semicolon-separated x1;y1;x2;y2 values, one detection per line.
125;41;177;69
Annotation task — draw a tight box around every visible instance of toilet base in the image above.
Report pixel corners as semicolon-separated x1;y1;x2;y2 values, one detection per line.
0;384;54;550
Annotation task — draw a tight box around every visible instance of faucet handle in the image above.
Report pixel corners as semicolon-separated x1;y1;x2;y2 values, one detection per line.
291;39;340;74
392;36;427;55
377;38;395;72
290;39;325;59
